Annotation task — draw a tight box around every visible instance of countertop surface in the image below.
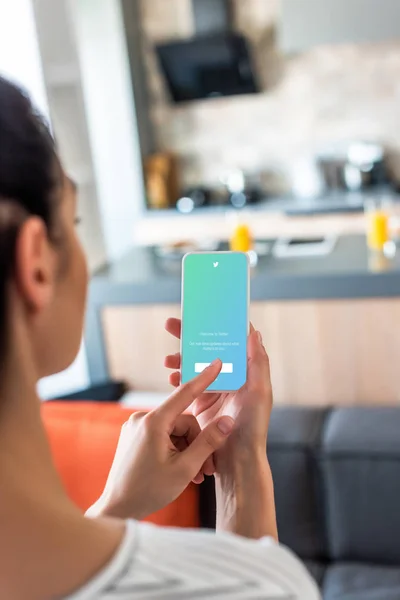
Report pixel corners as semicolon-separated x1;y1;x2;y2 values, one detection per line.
145;188;400;217
90;235;400;304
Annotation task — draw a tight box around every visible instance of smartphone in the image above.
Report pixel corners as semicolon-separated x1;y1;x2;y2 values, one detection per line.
181;251;249;392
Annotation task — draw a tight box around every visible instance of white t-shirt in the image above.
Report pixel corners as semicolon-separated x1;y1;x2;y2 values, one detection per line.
67;520;320;599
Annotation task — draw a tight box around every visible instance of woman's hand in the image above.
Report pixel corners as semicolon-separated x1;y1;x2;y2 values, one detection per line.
165;319;272;456
87;360;234;521
165;320;277;540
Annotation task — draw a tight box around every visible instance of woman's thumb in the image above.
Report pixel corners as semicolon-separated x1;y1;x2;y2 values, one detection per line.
181;417;235;476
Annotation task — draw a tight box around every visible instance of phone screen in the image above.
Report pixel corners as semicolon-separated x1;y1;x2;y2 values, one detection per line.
181;252;249;392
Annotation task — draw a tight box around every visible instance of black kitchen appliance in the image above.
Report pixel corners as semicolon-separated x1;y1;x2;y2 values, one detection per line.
316;142;390;192
156;32;258;104
155;0;258;104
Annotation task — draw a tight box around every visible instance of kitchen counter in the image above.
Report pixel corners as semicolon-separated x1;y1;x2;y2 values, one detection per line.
161;189;399;216
90;235;400;305
87;235;400;404
133;189;400;246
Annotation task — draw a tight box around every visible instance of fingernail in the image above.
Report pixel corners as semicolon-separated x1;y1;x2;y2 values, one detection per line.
217;417;234;435
210;359;221;368
257;331;263;345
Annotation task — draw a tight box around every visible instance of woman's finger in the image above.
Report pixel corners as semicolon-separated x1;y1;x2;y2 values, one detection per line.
202;456;215;476
165;353;181;369
165;318;181;340
157;359;222;422
248;329;269;365
177;416;215;478
172;415;215;479
246;329;271;394
192;472;204;485
171;436;189;452
171;414;201;439
180;416;235;479
169;371;180;387
191;392;222;418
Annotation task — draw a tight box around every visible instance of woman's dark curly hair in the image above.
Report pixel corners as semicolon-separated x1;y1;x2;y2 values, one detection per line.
0;76;61;356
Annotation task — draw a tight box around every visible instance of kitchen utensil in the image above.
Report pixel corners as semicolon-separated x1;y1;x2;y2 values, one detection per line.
317;141;389;192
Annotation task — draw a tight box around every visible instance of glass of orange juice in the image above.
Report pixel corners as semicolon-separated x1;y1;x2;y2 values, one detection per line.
364;197;391;252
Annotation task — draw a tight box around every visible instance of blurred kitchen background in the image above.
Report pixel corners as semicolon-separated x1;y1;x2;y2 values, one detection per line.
140;0;400;216
3;0;400;401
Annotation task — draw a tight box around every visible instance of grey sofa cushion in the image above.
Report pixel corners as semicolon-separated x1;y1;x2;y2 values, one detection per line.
323;563;400;600
268;407;328;559
321;408;400;564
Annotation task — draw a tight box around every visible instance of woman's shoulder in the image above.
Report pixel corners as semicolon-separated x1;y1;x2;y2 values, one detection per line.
67;520;319;599
123;520;319;599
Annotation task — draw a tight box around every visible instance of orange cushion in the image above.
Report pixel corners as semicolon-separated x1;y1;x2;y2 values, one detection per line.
42;402;199;528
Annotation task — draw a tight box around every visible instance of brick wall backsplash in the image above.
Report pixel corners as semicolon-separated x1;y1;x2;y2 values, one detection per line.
139;0;400;189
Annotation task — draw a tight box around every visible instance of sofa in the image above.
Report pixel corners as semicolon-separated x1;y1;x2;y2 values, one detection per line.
256;406;400;600
42;402;199;528
42;403;400;599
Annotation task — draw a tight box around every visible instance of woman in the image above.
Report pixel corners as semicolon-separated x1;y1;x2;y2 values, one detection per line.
0;75;319;599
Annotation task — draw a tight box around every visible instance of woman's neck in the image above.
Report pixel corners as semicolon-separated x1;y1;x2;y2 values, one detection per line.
0;321;66;503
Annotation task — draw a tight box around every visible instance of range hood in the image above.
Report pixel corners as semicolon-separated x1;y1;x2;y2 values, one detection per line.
192;0;233;35
155;0;259;104
279;0;400;53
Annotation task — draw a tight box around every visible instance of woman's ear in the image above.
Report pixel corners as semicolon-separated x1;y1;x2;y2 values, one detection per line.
14;217;57;313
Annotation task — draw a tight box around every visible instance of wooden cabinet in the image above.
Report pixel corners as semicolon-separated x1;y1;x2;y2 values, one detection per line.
103;305;181;392
103;299;400;405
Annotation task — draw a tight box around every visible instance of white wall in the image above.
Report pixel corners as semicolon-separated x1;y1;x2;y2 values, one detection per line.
280;0;400;52
32;0;108;273
0;0;90;398
70;0;146;261
0;0;48;113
